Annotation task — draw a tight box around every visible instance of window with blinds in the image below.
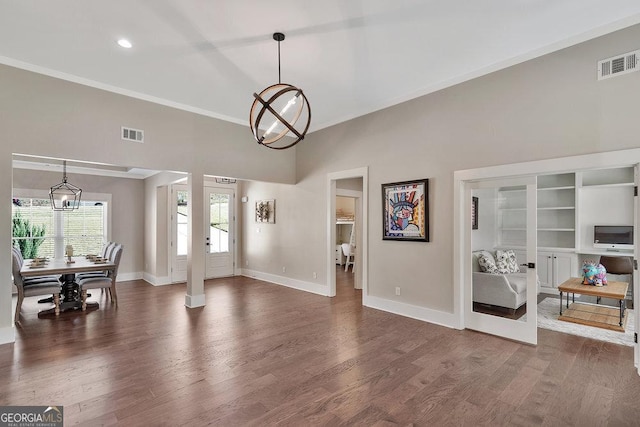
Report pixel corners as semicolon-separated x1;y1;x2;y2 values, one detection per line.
12;198;55;258
64;203;106;256
12;197;107;258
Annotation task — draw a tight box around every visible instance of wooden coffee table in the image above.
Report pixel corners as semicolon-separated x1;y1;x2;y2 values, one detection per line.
557;277;629;331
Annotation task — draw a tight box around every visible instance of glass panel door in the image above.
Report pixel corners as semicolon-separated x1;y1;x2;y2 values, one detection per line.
171;185;235;282
171;185;188;283
205;188;234;278
466;176;538;344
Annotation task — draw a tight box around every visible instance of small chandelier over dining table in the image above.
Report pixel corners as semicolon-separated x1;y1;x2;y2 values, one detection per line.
249;32;311;150
49;160;82;211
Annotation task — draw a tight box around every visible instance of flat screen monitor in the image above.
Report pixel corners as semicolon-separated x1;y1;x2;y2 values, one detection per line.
594;225;634;250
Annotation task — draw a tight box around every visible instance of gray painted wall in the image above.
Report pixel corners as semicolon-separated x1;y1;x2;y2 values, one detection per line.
0;64;296;184
244;23;640;312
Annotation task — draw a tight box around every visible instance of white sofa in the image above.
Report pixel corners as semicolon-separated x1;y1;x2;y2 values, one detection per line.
472;251;527;311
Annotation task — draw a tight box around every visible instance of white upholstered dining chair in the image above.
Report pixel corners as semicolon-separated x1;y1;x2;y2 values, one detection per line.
75;241;115;281
12;247;61;322
77;244;123;311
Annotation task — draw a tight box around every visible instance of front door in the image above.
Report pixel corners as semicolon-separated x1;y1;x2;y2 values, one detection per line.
465;176;538;344
205;188;234;278
171;185;235;283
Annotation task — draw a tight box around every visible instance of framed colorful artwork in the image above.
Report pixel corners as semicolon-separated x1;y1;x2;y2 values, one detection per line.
472;196;479;230
382;179;429;241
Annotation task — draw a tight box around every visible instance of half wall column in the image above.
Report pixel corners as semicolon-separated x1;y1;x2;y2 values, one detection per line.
1;153;15;343
185;172;205;308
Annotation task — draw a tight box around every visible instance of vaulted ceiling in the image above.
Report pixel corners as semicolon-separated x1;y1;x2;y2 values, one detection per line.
1;1;640;133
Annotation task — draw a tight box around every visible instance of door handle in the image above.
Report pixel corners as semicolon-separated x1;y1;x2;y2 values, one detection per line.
520;263;536;268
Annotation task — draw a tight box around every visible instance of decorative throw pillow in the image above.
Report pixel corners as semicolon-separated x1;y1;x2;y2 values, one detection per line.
495;249;520;274
476;251;498;274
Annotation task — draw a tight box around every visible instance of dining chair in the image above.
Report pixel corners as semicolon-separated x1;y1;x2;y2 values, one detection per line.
75;241;114;281
12;247;59;285
12;248;61;322
78;244;123;311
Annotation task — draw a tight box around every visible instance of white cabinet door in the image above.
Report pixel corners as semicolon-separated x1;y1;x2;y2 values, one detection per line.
537;251;553;288
553;253;576;287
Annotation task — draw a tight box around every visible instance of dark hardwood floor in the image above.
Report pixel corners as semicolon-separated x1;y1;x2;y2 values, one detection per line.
2;269;640;425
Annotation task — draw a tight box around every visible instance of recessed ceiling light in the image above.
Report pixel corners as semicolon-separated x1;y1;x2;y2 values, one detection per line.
117;39;132;49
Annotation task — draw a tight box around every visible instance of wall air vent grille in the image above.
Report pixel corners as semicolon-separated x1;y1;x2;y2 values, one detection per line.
598;50;640;80
121;126;144;143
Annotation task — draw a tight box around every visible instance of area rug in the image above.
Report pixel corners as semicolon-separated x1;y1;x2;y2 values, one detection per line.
533;297;635;347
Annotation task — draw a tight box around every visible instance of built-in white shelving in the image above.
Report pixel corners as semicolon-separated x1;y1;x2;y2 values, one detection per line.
576;167;635;253
498;173;576;250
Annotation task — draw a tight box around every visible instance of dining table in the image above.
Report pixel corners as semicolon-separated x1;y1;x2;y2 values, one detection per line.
20;256;116;316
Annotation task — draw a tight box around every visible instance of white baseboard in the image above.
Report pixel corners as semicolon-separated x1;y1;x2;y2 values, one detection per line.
0;325;15;345
117;271;143;282
241;269;329;296
142;272;172;286
185;293;205;308
364;295;458;329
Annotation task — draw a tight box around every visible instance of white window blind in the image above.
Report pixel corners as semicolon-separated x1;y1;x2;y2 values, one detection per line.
64;203;105;256
12;197;107;258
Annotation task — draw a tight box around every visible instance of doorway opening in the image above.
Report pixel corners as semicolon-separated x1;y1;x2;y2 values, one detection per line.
336;189;361;299
327;167;368;301
171;183;236;283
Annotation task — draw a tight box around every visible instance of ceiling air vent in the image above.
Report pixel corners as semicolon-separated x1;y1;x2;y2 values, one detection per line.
598;50;640;81
121;126;144;143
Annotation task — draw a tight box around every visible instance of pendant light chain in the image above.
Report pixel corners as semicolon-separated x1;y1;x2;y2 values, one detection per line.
277;38;281;84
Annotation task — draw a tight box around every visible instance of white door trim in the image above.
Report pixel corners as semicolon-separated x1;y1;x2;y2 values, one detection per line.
327;167;368;300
